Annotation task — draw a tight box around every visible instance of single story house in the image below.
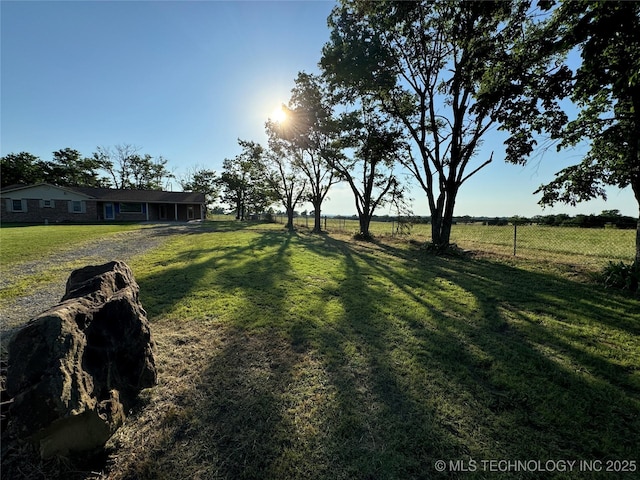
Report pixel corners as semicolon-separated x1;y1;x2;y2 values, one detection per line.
1;183;206;223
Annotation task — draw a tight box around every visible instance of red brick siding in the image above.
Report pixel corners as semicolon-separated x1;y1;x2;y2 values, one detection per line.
1;198;98;223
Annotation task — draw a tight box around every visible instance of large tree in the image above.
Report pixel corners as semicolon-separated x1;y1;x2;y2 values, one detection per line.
1;152;48;187
1;149;108;188
93;144;173;190
322;0;568;247
47;148;107;187
283;72;340;233
265;118;308;231
180;166;220;208
534;0;640;263
219;140;274;220
332;102;407;239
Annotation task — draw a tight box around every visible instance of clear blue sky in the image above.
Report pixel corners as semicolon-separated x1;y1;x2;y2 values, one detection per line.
1;0;635;217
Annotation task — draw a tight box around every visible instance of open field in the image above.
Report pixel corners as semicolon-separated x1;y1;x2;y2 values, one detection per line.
1;221;639;479
288;217;636;268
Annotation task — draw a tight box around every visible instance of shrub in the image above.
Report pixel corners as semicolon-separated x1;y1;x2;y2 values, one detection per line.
600;260;639;293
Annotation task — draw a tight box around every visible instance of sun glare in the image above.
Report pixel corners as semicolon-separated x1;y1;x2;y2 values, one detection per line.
271;104;287;123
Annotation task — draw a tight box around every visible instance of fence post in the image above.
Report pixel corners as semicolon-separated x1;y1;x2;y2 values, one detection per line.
513;222;517;256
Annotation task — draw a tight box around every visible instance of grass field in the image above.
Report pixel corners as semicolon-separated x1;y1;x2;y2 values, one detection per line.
0;223;141;266
288;217;636;268
2;221;639;479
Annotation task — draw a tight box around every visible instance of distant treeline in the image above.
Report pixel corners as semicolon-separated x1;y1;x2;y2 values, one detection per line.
324;210;638;230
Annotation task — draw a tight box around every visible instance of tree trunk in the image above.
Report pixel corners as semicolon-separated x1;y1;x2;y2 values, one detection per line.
313;211;322;232
431;217;454;247
235;197;242;220
429;185;457;248
286;207;295;231
312;200;322;232
358;214;372;240
431;210;444;245
633;178;640;265
636;212;640;265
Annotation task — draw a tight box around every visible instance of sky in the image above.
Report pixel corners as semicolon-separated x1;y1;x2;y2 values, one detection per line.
1;0;635;218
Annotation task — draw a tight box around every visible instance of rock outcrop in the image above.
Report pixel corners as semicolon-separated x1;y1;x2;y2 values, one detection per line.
5;261;157;458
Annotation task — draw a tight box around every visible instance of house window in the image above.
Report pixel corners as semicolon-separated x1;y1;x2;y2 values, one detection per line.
120;202;143;213
12;199;24;212
42;199;54;208
70;200;84;213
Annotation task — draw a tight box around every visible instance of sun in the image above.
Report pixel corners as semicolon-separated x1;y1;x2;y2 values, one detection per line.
270;104;287;123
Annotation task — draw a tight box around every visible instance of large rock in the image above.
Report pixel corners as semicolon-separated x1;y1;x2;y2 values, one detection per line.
5;261;157;458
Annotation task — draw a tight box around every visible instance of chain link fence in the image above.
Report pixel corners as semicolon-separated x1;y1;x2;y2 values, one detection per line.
278;215;635;269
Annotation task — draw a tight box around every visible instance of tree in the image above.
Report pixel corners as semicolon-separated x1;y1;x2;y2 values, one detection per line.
1;152;47;187
533;1;640;263
283;72;340;232
1;149;109;188
322;1;568;247
93;144;136;189
265;119;308;231
219;140;274;220
46;148;107;187
129;154;172;190
93;144;173;190
180;166;220;208
332;102;407;239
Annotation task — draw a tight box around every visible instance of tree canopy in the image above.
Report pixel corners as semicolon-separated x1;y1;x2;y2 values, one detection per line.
331;101;407;239
219;140;275;220
533;0;640;262
322;0;570;246
283;72;340;232
1;145;174;191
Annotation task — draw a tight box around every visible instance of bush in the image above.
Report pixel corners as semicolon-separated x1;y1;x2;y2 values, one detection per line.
600;260;639;293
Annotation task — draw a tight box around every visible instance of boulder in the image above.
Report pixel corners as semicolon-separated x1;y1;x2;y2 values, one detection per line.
5;261;157;458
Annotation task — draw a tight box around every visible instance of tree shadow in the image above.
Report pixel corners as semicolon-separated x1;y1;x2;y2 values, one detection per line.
324;238;640;464
107;228;639;480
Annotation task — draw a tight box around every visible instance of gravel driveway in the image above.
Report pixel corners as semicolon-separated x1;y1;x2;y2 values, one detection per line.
0;223;195;345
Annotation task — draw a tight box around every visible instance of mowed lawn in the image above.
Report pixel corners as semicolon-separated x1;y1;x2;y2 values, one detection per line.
3;221;640;479
308;218;636;266
112;222;639;480
0;223;141;267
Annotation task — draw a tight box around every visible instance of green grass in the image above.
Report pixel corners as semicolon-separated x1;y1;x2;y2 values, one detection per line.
298;218;636;267
113;222;639;479
0;223;141;266
450;224;636;265
3;221;639;479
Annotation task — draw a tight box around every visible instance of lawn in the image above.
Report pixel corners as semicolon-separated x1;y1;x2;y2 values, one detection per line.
0;223;141;266
3;221;639;479
297;217;636;267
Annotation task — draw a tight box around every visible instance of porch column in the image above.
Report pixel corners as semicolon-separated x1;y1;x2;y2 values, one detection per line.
146;202;149;221
174;203;178;221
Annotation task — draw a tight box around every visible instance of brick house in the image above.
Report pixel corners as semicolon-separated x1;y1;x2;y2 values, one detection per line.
1;183;206;223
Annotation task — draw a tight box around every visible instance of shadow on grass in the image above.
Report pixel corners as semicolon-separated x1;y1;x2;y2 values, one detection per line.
108;228;639;480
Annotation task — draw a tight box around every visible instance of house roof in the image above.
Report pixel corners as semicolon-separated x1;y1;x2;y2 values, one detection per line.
1;183;205;204
1;183;95;199
70;186;206;204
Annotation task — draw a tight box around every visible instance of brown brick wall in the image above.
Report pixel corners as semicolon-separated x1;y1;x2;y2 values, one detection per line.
1;198;98;223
